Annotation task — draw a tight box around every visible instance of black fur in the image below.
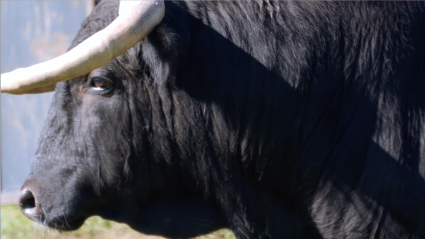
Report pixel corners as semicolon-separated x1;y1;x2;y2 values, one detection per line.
21;1;425;238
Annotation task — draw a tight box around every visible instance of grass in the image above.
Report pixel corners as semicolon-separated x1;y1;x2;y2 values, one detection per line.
1;205;235;239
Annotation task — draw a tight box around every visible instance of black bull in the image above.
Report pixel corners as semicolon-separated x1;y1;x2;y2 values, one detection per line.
18;1;425;238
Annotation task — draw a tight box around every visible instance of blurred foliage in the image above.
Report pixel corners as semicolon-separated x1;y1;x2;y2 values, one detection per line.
1;205;235;239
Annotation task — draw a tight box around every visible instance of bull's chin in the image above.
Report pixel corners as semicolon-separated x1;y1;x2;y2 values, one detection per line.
45;216;87;231
96;198;227;238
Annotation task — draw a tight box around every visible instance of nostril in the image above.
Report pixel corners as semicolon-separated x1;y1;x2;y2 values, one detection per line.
20;190;36;209
19;189;44;221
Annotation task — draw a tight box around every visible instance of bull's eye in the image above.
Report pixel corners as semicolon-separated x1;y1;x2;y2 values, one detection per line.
91;77;112;90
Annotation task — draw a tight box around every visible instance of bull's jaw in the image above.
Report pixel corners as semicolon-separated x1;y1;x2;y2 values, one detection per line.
96;197;228;238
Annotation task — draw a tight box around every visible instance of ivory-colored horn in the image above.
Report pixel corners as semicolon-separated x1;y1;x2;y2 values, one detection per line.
1;0;164;94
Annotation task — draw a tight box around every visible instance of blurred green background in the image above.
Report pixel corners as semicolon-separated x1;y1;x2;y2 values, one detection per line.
1;205;235;239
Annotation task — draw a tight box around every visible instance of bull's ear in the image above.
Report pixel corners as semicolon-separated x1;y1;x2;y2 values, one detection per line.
1;0;164;95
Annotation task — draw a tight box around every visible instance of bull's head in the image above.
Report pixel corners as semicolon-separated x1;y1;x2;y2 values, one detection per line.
1;1;226;237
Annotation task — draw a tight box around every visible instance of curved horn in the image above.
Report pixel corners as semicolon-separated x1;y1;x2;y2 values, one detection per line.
1;0;164;94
